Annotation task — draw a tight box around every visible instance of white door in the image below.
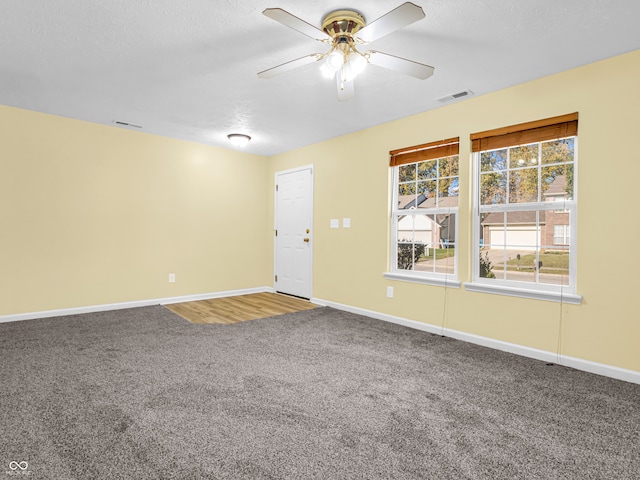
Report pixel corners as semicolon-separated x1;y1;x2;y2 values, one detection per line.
275;166;313;299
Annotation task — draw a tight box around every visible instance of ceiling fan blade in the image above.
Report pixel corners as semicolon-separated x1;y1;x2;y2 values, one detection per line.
368;51;434;80
357;2;425;43
336;73;354;102
258;54;320;79
263;8;332;42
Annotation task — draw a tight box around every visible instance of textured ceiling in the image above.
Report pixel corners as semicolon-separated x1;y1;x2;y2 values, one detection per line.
1;0;639;156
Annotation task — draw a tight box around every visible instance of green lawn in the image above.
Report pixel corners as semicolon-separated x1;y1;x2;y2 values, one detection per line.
494;252;569;274
417;248;455;262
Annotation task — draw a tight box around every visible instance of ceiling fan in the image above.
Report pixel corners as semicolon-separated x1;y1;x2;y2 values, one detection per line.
258;2;434;101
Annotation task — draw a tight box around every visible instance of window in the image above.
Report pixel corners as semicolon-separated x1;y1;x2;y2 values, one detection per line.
386;138;459;286
468;113;580;303
553;225;570;245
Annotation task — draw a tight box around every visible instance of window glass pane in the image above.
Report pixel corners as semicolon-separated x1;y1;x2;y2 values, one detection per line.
397;183;416;210
397;214;417;243
509;144;538;169
478;247;497;279
439;177;459;199
417;160;437;180
451;156;460;176
543;248;570;286
481;149;507;172
509;168;538;203
540;216;571;283
541;138;575;165
480;209;572;286
504;210;540;248
553;225;569;245
480;210;542;249
499;248;570;286
482;210;540;282
411;214;437;244
542;209;571;248
541;165;566;199
565;164;574;200
414;243;435;273
434;244;456;275
397;243;419;270
438;156;459;178
417;180;437;207
398;182;416;196
398;164;416;182
437;213;456;248
479;211;503;248
480;172;507;205
500;247;537;284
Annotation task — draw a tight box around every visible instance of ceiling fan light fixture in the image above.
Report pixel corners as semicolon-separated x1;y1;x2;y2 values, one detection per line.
320;62;336;79
348;53;368;76
325;51;344;72
227;133;251;148
260;4;431;100
341;52;367;82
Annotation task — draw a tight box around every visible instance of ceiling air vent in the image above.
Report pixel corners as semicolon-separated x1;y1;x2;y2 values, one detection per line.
435;89;474;103
113;120;143;129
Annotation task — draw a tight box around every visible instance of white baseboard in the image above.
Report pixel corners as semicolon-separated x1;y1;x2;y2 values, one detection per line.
311;297;640;385
0;286;274;323
4;291;637;385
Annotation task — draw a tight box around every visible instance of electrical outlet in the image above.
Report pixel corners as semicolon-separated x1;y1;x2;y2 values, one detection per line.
168;273;176;283
387;286;394;298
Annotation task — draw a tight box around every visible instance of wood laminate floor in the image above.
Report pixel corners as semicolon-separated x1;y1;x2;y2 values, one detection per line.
165;292;317;325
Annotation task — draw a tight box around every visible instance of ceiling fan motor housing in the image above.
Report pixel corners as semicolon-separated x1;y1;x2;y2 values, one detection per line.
321;10;365;40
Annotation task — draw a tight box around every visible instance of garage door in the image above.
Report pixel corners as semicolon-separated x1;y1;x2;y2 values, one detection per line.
488;226;538;250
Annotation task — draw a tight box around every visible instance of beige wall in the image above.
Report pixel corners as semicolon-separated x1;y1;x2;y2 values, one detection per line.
268;49;640;373
1;106;271;314
2;49;638;374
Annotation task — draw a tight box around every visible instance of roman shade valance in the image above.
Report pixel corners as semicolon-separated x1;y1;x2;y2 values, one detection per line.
389;137;460;167
470;113;578;152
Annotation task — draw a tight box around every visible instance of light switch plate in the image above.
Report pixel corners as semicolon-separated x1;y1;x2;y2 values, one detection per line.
343;218;351;228
330;219;339;229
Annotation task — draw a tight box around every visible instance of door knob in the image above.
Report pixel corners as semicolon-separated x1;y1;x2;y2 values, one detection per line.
303;238;310;243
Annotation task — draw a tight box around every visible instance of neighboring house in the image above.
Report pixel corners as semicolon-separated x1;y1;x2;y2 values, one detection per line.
480;175;570;250
542;174;571;247
397;194;457;247
481;210;544;251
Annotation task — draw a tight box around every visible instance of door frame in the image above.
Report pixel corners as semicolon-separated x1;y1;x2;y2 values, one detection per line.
273;164;314;298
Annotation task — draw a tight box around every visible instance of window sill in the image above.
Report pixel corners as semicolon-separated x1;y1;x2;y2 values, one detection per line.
383;272;461;288
463;282;582;305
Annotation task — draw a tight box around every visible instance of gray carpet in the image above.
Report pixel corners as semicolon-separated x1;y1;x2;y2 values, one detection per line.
1;306;638;479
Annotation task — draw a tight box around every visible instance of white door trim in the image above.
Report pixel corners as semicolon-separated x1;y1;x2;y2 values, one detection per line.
274;164;314;298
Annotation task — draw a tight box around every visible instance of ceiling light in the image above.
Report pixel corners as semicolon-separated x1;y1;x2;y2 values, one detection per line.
348;53;367;76
322;48;369;82
325;51;344;72
320;62;336;79
227;133;251;148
